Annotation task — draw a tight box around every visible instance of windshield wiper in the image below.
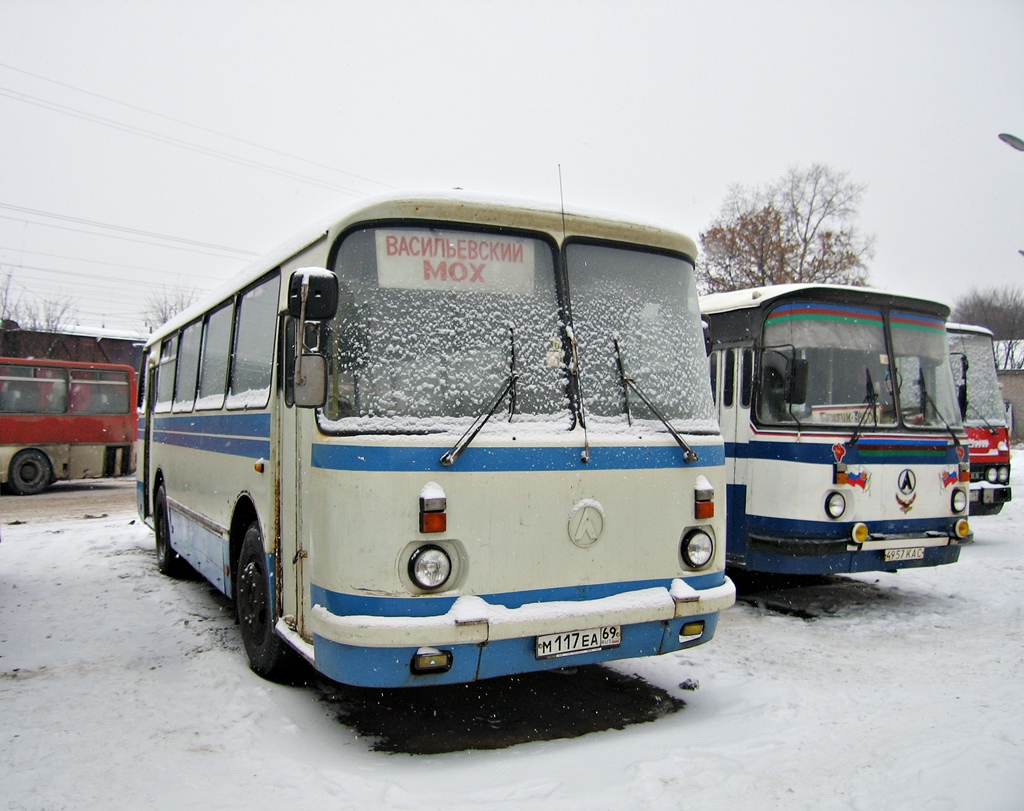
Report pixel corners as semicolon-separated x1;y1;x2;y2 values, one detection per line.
614;338;698;463
440;326;518;467
845;368;879;449
914;366;965;457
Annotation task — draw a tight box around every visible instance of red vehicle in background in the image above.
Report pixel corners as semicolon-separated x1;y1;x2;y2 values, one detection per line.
947;324;1012;515
0;357;137;495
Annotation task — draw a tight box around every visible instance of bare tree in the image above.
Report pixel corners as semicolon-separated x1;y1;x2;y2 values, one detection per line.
698;163;874;293
142;282;198;331
20;292;77;333
952;286;1024;369
1;269;19;325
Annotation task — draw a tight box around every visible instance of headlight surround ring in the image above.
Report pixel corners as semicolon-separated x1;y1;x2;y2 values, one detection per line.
408;544;452;591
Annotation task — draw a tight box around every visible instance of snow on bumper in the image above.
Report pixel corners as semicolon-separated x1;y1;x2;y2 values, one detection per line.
310;577;736;649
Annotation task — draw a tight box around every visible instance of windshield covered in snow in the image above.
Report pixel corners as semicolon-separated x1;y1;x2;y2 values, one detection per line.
759;302;897;427
319;226;568;433
317;225;714;435
566;242;714;425
948;330;1006;426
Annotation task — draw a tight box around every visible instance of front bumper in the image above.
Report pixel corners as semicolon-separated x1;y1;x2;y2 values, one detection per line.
310;577;736;649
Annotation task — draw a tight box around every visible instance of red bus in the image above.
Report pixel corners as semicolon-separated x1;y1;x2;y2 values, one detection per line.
947;323;1012;515
0;357;137;495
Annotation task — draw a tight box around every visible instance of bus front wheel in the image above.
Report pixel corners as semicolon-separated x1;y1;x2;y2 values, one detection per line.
154;485;192;578
8;449;52;496
236;521;298;682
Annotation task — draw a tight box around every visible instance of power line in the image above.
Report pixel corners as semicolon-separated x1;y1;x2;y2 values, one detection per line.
0;261;222;295
0;60;394;191
0;213;254;261
0;202;258;255
0;86;377;197
0;245;222;282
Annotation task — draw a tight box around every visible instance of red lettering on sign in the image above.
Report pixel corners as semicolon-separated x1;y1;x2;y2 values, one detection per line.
423;260;446;281
470;263;485;282
386;232;524;264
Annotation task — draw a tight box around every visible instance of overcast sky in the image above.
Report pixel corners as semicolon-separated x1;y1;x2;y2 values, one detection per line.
1;0;1022;333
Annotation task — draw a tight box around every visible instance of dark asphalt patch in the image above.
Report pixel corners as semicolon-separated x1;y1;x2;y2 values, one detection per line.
316;665;685;754
731;571;894;619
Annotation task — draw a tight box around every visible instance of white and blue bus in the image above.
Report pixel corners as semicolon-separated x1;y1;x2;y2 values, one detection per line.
138;192;734;688
700;284;972;576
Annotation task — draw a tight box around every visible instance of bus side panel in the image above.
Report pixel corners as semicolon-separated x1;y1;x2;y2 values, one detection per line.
167;507;231;595
724;481;750;566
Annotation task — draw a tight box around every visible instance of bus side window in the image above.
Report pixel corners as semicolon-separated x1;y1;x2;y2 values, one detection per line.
155;337;177;413
723;348;736;408
227;273;281;410
740;348;753;409
196;301;234;411
172;321;203;413
70;369;130;414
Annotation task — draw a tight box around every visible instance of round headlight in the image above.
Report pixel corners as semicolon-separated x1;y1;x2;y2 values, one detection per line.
998;466;1010;484
408;545;452;590
681;529;714;569
985;467;998;483
951;488;968;514
825;491;847;520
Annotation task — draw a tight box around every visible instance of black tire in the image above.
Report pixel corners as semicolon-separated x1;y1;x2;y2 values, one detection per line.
154;485;192;578
8;449;53;496
236;521;299;682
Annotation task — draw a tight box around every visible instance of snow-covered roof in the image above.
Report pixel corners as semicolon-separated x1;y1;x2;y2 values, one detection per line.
700;283;952;317
946;322;995;338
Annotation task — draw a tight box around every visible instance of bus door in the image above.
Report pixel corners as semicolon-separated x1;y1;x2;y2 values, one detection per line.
717;345;754;563
141;356;157;518
277;268;337;644
277;314;310;640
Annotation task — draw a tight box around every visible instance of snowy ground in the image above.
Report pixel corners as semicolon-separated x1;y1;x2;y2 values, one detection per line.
2;462;1023;811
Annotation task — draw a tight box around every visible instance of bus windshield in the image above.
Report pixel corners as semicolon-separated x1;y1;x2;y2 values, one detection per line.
949;331;1006;426
567;242;714;426
320;226;715;434
758;302;960;429
321;226;569;431
890;311;961;429
760;302;896;427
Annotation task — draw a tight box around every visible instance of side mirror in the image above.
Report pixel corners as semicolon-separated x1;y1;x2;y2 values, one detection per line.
294;354;327;408
788;358;809;405
288;268;338;320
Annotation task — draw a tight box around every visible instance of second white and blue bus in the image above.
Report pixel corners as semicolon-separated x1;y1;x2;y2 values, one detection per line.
700;284;972;576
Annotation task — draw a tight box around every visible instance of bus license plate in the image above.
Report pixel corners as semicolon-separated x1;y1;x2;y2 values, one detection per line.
536;626;621;659
884;547;925;562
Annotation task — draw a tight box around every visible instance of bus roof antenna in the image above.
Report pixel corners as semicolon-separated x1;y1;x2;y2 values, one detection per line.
558;164;567;243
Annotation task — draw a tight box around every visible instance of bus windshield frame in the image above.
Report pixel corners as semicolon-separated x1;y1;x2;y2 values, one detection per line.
317;223;715;435
756;301;961;431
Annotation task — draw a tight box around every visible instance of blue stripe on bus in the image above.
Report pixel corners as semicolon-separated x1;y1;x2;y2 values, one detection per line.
311;441;725;473
745;511;952;538
153;430;271;458
725;438;957;465
153;412;271;437
151;412;272;458
311;570;727;619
